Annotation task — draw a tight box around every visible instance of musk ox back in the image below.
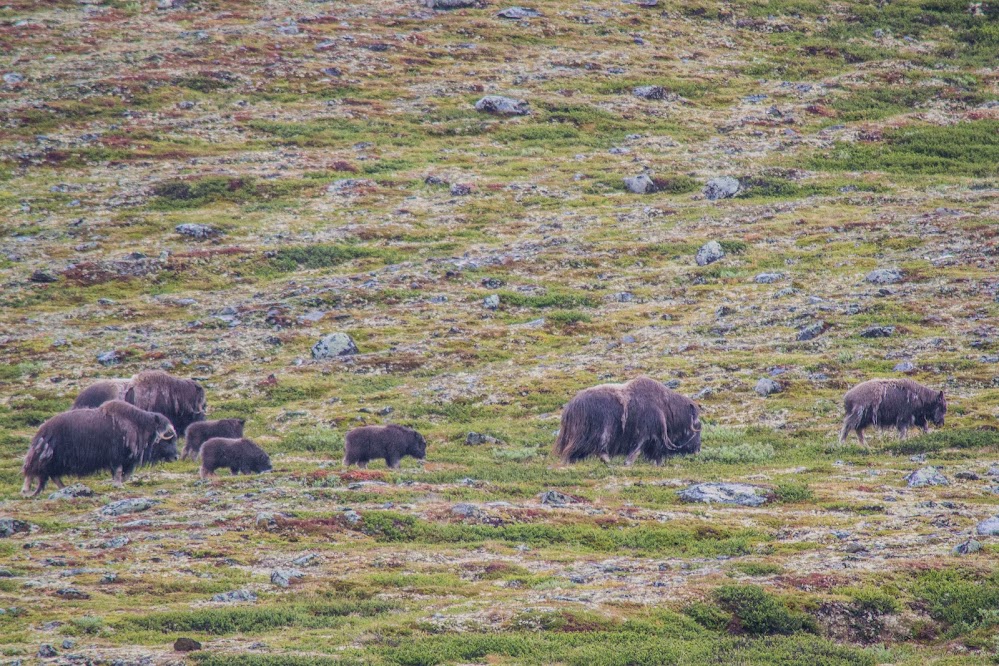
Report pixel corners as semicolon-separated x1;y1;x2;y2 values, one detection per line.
554;376;701;465
199;438;271;479
71;371;207;436
344;425;427;469
840;379;946;445
183;418;245;460
22;400;177;496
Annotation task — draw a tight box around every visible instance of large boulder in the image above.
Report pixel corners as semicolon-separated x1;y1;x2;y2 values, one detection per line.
865;268;903;285
695;241;725;266
623;174;656;194
905;467;949;487
100;498;157;517
312;332;358;359
703;177;740;200
474;95;530;116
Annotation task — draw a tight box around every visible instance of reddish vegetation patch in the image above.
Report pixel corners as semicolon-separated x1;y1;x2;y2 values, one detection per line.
338;469;387;482
776;573;848;591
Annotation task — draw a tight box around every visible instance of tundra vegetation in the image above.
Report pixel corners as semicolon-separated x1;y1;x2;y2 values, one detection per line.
0;0;998;664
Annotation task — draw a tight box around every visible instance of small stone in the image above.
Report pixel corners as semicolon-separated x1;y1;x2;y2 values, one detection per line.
56;588;90;600
632;85;671;100
292;553;319;566
47;484;93;500
96;350;122;366
474;95;530;116
679;483;770;507
425;0;478;7
312;332;358;359
270;568;304;588
539;490;579;506
755;378;782;397
174;638;202;652
953;539;982;556
865;268;903;285
754;272;784;284
955;471;980;481
175;223;221;239
3;72;24;85
449;183;473;196
976;516;999;536
483;294;500;310
0;519;30;537
38;645;57;658
30;270;58;283
99;498;156;516
695;241;725;266
497;6;540;18
797;322;827;342
623;173;656;194
894;361;916;373
61;640;74;650
860;326;895;338
465;432;499;446
703;177;741;200
905;467;948;487
211;589;257;603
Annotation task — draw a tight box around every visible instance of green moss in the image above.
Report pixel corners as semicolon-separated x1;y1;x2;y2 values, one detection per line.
713;585;818;636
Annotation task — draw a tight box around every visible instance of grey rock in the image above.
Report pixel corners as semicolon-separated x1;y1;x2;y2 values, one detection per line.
211;589;257;603
312;332;358;359
703;176;740;200
175;223;221;239
30;270;58;283
865;268;903;285
976;515;999;536
483;294;500;310
474;95;530;116
955;471;980;481
497;6;540;18
894;361;916;373
271;568;304;588
38;645;57;658
3;72;24;85
695;241;725;266
174;637;202;652
100;536;130;549
0;519;29;537
465;432;500;446
449;183;473;196
755;378;782;397
100;498;157;517
539;490;578;506
953;539;982;556
327;179;376;193
632;85;671;100
905;467;948;487
796;322;827;342
426;0;478;8
292;553;319;567
451;503;483;518
96;350;122;366
754;272;784;284
860;326;895;338
48;484;94;500
61;640;74;650
679;482;770;507
623;173;656;194
342;509;362;524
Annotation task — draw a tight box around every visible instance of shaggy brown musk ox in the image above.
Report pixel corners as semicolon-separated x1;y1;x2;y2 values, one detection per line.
840;379;946;445
183;418;246;460
22;400;177;496
72;370;207;436
554;376;702;465
343;425;427;469
199;438;271;479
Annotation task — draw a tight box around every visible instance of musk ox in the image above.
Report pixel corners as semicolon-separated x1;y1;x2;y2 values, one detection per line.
199;438;272;479
21;400;177;496
72;370;207;436
183;418;245;460
554;376;702;465
840;379;946;445
343;425;427;469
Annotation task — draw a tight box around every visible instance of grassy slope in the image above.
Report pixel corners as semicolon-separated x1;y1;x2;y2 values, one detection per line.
1;0;998;663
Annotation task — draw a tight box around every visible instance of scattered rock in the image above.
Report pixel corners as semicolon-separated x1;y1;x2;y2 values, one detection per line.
48;484;94;500
100;498;157;517
894;361;916;373
174;638;202;652
623;173;656;194
0;519;30;537
312;332;358;359
38;645;57;658
327;179;376;194
211;589;257;603
955;471;980;481
474;95;530;116
96;350;122;366
497;6;540;18
3;72;25;85
695;241;725;266
451;503;484;519
465;432;500;446
30;270;58;283
175;223;221;239
905;467;948;487
953;539;982;556
425;0;478;8
632;85;671;100
56;588;90;600
703;177;740;200
449;183;473;196
754;272;784;284
292;553;319;567
679;483;770;507
860;326;895;338
796;322;828;342
865;268;903;285
539;490;579;506
483;294;500;310
975;515;999;536
270;568;304;588
755;378;782;397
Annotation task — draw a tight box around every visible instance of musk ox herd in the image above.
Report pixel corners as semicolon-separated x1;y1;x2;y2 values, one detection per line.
20;369;948;497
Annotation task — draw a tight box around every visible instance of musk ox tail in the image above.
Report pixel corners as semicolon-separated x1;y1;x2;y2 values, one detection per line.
840;405;868;443
554;388;626;463
21;437;54;496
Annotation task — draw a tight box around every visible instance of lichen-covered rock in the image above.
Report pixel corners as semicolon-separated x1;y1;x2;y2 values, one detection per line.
623;173;656;194
976;516;999;536
755;378;782;396
48;484;94;500
703;177;740;200
211;589;257;603
695;241;725;266
175;223;221;239
905;467;948;487
632;85;671;100
312;332;358;359
865;268;903;285
0;519;30;537
474;95;530;116
270;568;304;588
679;483;770;507
100;498;157;517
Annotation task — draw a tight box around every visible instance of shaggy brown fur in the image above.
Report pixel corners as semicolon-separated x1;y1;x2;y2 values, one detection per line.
840;379;946;445
554;376;702;465
71;370;207;436
183;418;245;460
199;438;271;479
343;425;427;469
22;400;177;496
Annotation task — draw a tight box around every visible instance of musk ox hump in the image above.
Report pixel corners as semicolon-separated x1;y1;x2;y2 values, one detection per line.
72;379;130;410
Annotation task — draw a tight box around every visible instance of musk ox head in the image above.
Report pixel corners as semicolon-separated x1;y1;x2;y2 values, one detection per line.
407;430;428;460
143;415;178;464
247;448;272;473
928;391;946;427
672;403;703;454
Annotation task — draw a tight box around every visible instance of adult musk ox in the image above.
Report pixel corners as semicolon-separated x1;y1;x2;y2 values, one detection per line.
343;425;427;469
73;370;207;436
554;376;702;465
183;418;245;460
199;438;271;479
840;379;946;445
22;401;177;496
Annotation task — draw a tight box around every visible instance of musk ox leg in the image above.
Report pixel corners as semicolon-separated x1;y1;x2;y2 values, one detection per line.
112;467;124;487
598;452;611;465
357;461;368;469
856;428;867;447
387;458;401;470
21;476;35;496
53;477;66;489
31;476;48;497
624;443;644;467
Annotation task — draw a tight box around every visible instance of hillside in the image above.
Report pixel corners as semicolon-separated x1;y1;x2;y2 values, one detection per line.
1;0;999;664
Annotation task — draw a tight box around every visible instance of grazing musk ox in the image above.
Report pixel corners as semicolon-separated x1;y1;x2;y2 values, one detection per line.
199;438;271;479
183;418;245;460
343;425;427;469
22;400;177;496
840;379;946;445
72;370;207;436
554;376;702;465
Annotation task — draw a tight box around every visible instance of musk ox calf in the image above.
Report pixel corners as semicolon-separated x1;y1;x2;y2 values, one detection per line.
840;379;946;446
343;425;427;469
554;376;702;465
22;400;177;496
72;370;207;436
183;418;245;460
199;438;271;479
